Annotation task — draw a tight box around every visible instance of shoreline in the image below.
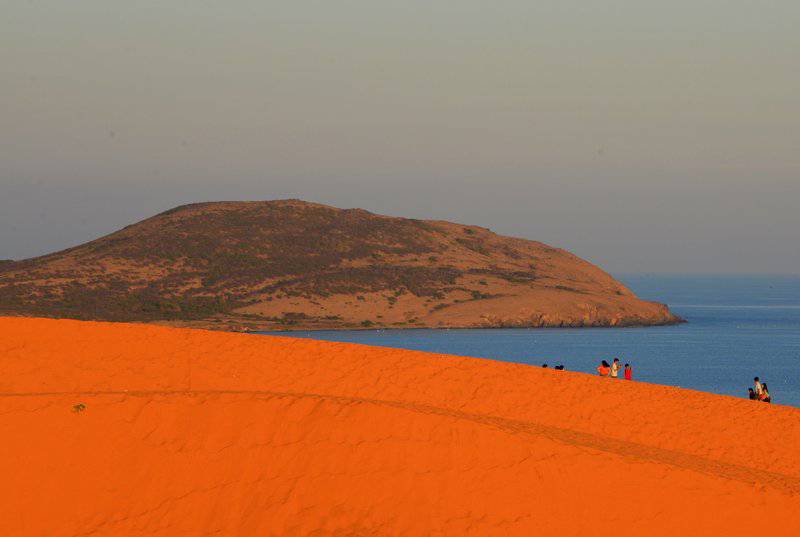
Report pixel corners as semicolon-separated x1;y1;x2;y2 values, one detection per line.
0;310;686;333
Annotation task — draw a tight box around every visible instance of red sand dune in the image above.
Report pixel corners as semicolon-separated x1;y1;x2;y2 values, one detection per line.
1;317;799;536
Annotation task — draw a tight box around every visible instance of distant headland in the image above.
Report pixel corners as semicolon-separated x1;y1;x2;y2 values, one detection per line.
0;199;681;331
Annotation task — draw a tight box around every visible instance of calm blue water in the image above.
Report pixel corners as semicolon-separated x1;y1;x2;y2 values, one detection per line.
258;275;800;407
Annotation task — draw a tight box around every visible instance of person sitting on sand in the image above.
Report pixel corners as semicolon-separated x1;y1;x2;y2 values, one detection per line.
748;388;757;400
754;377;763;399
610;358;621;379
760;382;771;403
597;360;611;377
542;363;548;368
624;363;632;380
555;364;565;370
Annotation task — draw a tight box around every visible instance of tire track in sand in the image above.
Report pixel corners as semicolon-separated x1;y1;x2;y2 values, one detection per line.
2;388;799;495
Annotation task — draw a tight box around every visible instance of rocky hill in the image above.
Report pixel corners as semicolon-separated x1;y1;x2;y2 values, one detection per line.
0;200;680;330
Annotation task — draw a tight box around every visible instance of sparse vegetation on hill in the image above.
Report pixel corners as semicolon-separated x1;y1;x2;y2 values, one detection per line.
0;200;681;330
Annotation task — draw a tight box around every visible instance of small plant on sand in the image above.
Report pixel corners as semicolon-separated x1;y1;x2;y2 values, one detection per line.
72;403;86;413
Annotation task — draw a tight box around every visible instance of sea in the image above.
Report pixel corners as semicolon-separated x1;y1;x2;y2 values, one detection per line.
257;275;800;408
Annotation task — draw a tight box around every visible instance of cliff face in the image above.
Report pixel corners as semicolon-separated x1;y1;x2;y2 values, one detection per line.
0;317;797;536
0;199;680;330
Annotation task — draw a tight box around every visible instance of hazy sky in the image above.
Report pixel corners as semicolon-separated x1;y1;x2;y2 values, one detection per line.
2;1;798;274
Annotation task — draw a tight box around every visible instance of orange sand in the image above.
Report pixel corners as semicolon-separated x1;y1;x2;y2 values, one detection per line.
1;317;799;536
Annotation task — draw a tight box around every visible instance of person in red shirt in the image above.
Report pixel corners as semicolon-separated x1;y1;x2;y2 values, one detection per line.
624;363;633;380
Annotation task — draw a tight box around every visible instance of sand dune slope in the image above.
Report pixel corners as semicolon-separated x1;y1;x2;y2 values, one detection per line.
1;317;798;536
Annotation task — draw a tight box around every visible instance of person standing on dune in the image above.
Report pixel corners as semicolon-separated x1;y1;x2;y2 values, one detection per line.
610;358;622;379
624;363;632;380
754;377;763;399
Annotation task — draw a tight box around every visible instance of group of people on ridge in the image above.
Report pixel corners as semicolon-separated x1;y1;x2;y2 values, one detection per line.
749;376;771;403
590;359;774;402
596;358;632;380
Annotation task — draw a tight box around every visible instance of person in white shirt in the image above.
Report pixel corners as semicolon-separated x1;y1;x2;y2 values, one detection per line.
610;358;622;379
753;377;763;398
